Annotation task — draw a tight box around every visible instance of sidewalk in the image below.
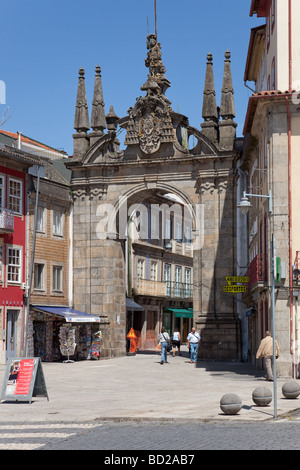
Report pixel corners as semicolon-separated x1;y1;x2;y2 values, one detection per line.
0;346;299;423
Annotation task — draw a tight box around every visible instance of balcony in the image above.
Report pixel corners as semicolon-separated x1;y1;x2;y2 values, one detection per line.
134;279;166;297
0;208;14;233
133;279;193;299
243;253;267;298
166;281;193;299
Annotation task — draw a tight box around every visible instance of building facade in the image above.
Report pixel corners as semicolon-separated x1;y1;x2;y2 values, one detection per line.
240;0;300;376
0;144;42;364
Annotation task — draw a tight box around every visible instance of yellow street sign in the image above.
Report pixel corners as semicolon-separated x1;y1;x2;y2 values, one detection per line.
225;276;249;285
223;285;247;293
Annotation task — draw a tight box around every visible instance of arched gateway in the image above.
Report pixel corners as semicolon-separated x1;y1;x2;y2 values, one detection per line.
66;36;241;360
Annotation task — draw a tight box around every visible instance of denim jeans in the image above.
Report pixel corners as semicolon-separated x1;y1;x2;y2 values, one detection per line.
190;342;198;362
161;342;168;363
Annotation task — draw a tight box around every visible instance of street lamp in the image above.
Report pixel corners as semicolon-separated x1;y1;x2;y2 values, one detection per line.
237;190;272;215
237;189;277;418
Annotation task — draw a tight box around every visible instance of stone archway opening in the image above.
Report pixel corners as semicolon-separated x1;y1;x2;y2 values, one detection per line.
113;186;196;350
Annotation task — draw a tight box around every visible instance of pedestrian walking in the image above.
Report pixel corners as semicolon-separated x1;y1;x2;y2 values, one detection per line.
171;328;181;357
187;327;201;363
256;330;280;381
157;327;170;365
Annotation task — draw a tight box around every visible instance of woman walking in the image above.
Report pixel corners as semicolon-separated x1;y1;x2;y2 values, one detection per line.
172;328;181;357
157;327;170;364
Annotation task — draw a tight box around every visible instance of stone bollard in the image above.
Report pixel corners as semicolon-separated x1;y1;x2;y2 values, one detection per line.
252;386;272;406
282;381;300;399
220;393;242;415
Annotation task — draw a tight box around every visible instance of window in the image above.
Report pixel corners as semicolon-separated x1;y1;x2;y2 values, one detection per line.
185;226;192;244
53;265;63;291
184;267;192;298
53;210;63;236
7;247;22;283
150;261;157;281
137;259;144;279
0;175;5;208
165;218;172;240
176;222;182;243
164;263;171;296
36;206;45;232
174;265;182;296
8;178;22;214
34;263;44;290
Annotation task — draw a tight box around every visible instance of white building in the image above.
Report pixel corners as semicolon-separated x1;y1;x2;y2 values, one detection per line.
240;0;300;376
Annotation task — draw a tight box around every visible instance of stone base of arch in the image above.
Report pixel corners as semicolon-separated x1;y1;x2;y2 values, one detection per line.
196;314;241;361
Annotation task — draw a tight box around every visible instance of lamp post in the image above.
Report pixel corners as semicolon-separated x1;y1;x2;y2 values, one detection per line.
237;190;277;418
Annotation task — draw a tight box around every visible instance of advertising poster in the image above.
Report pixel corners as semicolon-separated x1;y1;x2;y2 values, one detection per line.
1;357;48;403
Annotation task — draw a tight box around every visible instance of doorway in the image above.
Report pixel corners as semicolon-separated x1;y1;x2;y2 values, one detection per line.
6;309;19;362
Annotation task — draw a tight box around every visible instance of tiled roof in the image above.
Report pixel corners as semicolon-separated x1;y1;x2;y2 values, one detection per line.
243;90;295;135
0;130;66;154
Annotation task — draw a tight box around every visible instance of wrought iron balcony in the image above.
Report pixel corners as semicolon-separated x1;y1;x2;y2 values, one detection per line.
165;281;193;299
0;208;14;233
243;253;267;298
248;253;266;286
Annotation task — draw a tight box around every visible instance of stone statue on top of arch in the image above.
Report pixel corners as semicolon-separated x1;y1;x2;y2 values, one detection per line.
145;34;166;79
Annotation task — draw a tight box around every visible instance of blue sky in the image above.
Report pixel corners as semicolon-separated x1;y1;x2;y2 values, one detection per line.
0;0;263;156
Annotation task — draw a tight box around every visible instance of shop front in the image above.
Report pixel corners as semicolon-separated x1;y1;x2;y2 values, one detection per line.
163;308;193;342
30;306;101;362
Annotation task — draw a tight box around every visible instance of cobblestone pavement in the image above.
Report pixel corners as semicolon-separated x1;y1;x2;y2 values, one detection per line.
0;416;300;450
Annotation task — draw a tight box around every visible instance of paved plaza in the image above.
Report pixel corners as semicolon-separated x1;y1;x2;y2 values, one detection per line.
0;346;299;424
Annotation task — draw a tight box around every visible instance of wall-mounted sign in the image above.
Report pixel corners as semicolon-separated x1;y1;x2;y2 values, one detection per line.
223;285;247;293
223;276;249;294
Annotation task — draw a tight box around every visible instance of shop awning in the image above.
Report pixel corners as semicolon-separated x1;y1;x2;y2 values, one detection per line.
33;306;100;323
164;308;193;319
126;298;144;311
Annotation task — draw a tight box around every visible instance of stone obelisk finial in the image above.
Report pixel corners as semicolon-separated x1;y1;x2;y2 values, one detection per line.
201;52;219;143
73;67;90;158
90;65;107;145
74;67;90;133
219;51;237;149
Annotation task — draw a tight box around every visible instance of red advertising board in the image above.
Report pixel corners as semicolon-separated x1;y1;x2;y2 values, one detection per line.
0;357;48;403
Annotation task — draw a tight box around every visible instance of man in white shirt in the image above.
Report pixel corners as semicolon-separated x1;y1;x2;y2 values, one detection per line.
187;327;201;363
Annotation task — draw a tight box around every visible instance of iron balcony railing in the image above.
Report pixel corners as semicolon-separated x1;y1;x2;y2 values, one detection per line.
0;208;14;233
243;254;267;298
165;281;193;298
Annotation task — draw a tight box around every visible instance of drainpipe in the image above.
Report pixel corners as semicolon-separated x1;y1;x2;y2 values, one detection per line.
286;96;294;375
24;164;42;356
287;0;294;376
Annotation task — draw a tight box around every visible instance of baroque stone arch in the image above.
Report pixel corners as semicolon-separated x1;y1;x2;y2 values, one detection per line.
67;33;241;361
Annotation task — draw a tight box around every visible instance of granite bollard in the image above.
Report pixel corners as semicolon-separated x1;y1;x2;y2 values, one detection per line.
252;386;272;406
220;393;242;415
282;381;300;399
